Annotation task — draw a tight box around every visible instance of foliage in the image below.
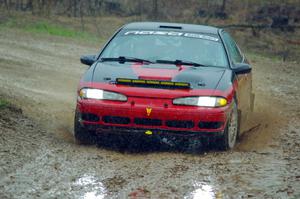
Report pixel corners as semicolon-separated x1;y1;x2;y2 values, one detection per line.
1;0;300;23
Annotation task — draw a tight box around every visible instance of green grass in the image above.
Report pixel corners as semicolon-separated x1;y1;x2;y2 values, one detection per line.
0;98;9;109
0;17;100;42
24;21;94;39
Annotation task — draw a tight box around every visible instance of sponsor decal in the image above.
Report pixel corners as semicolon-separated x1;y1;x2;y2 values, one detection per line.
116;78;190;89
145;130;153;135
124;30;219;42
146;107;152;116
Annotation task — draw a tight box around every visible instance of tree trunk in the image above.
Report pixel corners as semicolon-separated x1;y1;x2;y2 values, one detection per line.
152;0;158;20
79;0;84;31
31;0;37;15
221;0;227;12
15;0;20;11
4;0;10;14
46;0;51;17
73;0;77;17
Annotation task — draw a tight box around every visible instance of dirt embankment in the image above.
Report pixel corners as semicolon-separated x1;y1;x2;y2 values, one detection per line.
0;28;299;198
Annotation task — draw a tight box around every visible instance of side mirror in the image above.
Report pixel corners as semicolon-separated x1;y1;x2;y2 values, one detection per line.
80;55;96;66
232;63;252;75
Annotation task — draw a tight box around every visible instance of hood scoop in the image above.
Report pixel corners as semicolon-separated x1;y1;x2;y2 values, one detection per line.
138;75;171;81
132;64;180;82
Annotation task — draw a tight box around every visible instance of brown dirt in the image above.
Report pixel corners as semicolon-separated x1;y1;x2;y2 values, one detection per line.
0;28;299;198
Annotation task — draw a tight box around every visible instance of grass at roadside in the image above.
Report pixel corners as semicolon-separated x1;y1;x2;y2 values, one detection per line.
0;13;130;44
25;21;91;38
0;15;102;42
0;98;9;109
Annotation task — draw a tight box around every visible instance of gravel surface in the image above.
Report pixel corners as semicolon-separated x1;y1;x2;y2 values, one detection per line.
0;28;299;199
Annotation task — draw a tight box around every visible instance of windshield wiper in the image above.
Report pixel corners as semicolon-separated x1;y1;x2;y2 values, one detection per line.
100;56;153;64
155;59;205;67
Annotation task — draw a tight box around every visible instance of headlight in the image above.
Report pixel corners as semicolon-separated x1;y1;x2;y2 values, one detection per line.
79;88;127;101
173;96;227;107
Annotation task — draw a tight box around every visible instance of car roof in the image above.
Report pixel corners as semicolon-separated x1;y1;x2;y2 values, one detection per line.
123;22;220;35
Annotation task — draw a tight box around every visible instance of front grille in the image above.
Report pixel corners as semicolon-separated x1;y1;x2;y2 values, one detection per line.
134;118;162;126
102;116;130;125
166;120;194;129
81;113;100;122
199;122;223;129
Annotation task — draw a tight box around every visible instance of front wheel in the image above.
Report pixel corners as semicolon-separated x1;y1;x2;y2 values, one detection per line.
74;111;97;145
217;101;239;150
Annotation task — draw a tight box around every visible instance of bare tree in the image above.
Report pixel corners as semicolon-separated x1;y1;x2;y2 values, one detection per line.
4;0;10;13
152;0;158;20
79;0;84;31
73;0;77;17
45;0;52;17
221;0;227;13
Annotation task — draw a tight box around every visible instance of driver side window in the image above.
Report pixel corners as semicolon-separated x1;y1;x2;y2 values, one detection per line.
222;32;243;64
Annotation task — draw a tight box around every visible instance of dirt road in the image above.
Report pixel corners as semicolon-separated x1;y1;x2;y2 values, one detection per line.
0;28;299;199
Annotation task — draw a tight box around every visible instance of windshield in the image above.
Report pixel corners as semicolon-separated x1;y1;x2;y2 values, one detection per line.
100;30;228;67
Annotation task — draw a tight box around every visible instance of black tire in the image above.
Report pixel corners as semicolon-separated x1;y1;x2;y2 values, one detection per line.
74;111;97;145
216;101;239;150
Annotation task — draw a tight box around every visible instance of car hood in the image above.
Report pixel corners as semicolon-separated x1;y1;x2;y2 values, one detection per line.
90;62;226;90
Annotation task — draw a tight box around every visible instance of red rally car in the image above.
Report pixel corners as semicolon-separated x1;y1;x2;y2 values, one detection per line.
75;22;254;150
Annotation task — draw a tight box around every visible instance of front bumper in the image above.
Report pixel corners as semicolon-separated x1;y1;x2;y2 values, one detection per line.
82;124;224;138
76;96;231;135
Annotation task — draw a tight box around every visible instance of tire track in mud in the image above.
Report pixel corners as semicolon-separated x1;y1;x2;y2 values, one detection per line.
0;28;299;198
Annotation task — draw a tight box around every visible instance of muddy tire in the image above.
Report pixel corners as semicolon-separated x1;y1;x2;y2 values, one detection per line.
216;101;239;150
74;112;97;145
